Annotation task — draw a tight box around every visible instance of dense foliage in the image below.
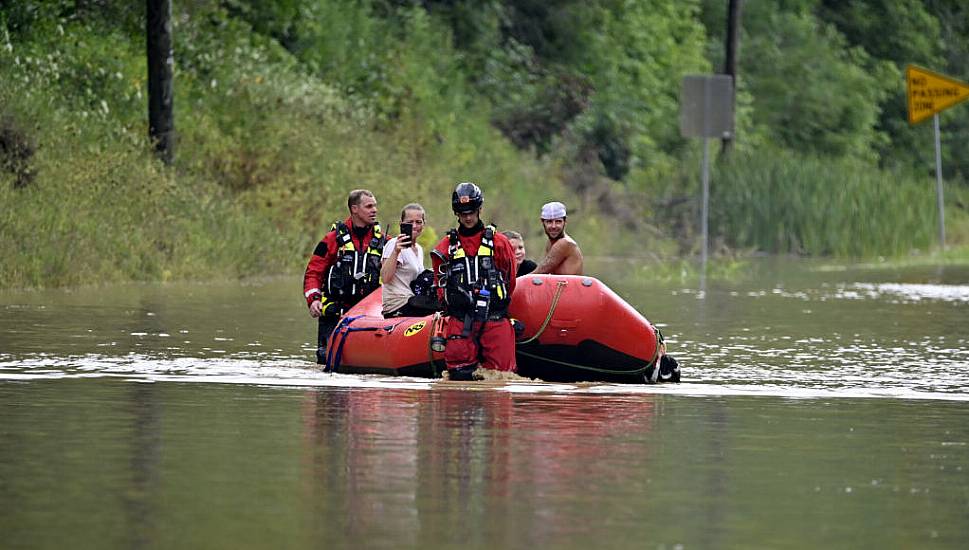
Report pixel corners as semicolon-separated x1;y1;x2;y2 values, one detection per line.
1;0;968;287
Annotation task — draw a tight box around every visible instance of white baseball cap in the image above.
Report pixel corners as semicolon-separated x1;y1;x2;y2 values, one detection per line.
540;201;567;220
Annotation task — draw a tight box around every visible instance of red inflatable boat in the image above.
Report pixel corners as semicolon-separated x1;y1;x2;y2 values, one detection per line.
322;274;678;383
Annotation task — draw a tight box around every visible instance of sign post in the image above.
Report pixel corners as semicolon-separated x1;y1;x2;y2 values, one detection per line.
680;75;734;292
906;65;969;251
934;114;944;249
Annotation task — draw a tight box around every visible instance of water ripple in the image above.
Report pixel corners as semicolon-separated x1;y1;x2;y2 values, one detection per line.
2;347;967;402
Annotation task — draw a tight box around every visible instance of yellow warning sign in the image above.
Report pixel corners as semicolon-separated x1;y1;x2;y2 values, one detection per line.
404;321;426;337
907;65;969;125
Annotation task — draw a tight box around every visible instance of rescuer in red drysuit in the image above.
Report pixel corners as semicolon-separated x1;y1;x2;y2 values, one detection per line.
431;182;518;380
303;189;385;364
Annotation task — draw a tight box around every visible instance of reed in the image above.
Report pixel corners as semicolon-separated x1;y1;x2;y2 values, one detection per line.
710;151;938;257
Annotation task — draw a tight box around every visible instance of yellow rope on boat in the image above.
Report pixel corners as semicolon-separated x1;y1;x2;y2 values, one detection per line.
516;280;567;345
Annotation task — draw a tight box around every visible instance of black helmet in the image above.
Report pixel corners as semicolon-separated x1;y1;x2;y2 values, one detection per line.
451;182;483;213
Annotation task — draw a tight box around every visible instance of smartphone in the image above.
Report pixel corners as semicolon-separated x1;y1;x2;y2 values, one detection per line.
399;222;413;247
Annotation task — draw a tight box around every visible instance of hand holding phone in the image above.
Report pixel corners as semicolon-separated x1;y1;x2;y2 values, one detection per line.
399;222;413;248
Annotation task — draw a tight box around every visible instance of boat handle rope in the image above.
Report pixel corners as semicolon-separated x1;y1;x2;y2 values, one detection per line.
515;344;659;377
324;315;380;373
516;280;567;345
516;315;664;377
323;315;358;371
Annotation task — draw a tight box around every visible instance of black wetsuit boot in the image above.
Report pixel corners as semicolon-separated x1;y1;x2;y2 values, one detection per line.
316;316;339;365
448;364;479;381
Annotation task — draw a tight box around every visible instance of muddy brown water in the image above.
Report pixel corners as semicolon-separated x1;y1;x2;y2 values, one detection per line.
2;258;968;548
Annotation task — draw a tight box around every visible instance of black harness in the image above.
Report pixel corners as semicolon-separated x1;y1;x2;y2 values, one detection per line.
439;225;510;322
324;221;385;307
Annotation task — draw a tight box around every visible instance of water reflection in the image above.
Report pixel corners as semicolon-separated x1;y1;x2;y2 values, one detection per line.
298;388;662;546
2;378;967;548
124;383;161;550
300;389;421;545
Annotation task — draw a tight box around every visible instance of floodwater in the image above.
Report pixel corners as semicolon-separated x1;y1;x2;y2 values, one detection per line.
1;258;968;548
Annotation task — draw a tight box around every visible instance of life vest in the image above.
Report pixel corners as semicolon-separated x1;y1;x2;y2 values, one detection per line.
442;225;510;318
324;221;384;305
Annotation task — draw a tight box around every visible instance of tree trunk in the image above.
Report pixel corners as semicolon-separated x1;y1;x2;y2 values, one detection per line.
146;0;174;164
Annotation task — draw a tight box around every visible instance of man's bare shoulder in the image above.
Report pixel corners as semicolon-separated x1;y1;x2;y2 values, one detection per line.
550;235;581;252
535;234;584;275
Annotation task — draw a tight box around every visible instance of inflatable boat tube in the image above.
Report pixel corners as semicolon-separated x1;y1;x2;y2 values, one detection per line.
324;274;673;384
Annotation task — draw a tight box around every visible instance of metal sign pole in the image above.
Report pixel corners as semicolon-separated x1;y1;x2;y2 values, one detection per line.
680;73;733;295
933;113;945;251
906;65;969;252
699;76;714;295
700;136;710;293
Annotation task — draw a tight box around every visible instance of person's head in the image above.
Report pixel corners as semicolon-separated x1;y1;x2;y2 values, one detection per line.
348;189;378;227
400;203;425;239
540;201;568;240
502;230;526;264
452;182;483;229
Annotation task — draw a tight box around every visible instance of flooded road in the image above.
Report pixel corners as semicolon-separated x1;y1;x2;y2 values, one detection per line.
2;259;968;548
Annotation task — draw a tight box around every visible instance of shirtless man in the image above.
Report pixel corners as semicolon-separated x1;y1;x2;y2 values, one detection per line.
532;201;584;275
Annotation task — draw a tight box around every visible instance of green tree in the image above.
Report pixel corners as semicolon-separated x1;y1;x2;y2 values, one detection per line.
480;0;709;179
738;3;893;160
814;0;943;174
569;0;709;178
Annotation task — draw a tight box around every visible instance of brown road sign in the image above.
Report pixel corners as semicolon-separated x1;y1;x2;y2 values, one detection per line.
907;65;969;125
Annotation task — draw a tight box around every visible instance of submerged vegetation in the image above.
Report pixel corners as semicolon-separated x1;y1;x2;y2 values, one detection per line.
1;1;968;288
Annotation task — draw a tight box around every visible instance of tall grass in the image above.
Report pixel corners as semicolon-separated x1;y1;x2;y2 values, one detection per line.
0;8;596;289
710;150;937;257
0;99;292;287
